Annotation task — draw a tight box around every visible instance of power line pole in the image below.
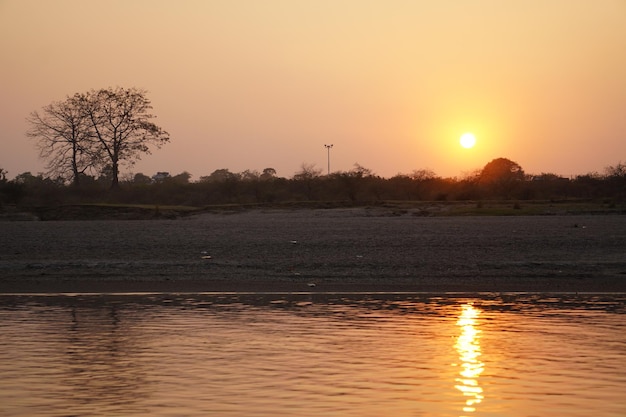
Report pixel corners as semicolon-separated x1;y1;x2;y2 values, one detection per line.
324;144;333;175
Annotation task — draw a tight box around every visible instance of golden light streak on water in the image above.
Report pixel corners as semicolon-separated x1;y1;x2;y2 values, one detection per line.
454;303;485;415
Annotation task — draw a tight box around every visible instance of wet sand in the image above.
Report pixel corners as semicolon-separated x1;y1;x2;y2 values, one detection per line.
1;209;625;293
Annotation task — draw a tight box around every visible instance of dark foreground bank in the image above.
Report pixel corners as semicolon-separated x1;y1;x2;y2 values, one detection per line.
1;209;625;293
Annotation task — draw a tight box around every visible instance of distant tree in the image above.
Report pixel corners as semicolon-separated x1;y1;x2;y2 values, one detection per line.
0;168;7;183
572;172;604;199
293;163;322;181
200;169;240;183
26;94;101;186
240;169;261;181
604;162;626;199
197;169;241;203
531;173;562;181
333;163;376;202
480;158;524;183
292;163;322;200
169;171;192;184
0;176;25;206
349;163;373;178
387;169;438;200
605;162;626;178
479;157;525;198
131;173;153;184
260;167;277;180
387;174;415;200
409;169;437;181
238;170;264;202
14;172;39;185
461;169;482;183
10;172;65;206
79;87;170;188
526;173;570;199
403;169;440;200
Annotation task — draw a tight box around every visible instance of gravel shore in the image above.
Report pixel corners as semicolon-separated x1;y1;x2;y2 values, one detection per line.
1;209;625;293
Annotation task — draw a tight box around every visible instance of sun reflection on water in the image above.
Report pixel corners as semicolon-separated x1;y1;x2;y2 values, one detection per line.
454;303;485;416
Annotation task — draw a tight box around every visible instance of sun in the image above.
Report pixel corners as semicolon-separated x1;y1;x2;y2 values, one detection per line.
460;132;476;149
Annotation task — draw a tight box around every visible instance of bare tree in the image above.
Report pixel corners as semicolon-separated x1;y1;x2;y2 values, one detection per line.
293;163;322;181
293;163;322;200
409;169;437;181
80;87;170;188
605;161;626;178
26;94;100;186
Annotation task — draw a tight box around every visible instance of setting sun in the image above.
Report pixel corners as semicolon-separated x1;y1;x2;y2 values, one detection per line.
460;133;477;149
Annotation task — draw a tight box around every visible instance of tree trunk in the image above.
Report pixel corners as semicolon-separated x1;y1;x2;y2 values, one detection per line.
110;157;120;189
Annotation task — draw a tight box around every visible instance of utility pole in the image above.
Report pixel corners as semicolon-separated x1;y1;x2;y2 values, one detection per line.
324;144;333;175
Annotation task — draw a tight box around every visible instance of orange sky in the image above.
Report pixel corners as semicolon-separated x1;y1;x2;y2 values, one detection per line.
1;0;625;180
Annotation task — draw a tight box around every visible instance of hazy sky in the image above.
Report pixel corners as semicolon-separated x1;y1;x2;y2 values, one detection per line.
1;0;625;180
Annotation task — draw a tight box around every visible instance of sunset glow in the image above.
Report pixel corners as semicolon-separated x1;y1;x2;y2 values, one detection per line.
460;133;477;149
1;1;625;179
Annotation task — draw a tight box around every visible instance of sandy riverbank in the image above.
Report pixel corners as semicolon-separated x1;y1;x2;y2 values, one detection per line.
1;208;625;293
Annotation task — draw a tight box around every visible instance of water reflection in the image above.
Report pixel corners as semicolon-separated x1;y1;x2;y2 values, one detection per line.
454;303;484;416
0;293;625;417
63;304;150;413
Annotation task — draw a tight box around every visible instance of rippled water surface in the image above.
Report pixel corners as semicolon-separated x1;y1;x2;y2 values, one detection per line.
0;292;624;417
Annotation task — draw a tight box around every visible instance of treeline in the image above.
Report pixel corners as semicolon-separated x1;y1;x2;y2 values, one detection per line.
16;87;623;210
1;158;625;208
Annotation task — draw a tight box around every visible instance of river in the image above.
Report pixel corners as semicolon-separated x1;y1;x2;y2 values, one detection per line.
0;292;624;416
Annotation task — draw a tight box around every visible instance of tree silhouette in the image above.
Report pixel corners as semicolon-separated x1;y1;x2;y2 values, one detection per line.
479;157;525;198
332;164;375;202
27;88;169;189
293;163;322;200
260;167;277;180
80;87;170;189
26;94;101;186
